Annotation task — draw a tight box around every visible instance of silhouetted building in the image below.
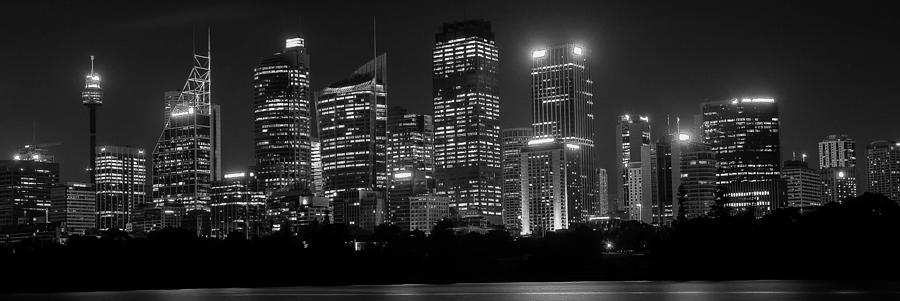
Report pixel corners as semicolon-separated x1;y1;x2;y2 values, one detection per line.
818;134;857;203
210;172;266;239
616;114;652;223
520;139;581;236
50;182;96;236
866;140;900;200
387;107;434;230
253;36;313;194
95;145;147;231
701;98;782;216
318;54;387;231
501;127;532;233
432;20;502;224
781;158;823;210
409;194;449;234
531;43;598;223
0;145;60;226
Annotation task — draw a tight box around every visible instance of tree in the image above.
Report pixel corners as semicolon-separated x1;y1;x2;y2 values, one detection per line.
676;184;688;222
708;185;730;219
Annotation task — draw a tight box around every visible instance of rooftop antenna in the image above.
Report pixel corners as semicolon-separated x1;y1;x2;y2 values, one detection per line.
90;55;95;75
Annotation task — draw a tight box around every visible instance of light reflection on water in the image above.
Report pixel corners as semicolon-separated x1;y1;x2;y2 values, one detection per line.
5;281;900;301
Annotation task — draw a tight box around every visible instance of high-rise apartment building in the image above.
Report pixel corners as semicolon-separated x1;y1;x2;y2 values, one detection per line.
616;114;652;223
432;20;502;224
386;107;434;230
701;98;782;215
818;134;857;203
501;127;532;232
866;140;900;200
253;36;313;194
95;145;147;231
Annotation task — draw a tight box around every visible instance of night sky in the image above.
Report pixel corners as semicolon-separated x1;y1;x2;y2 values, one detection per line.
1;0;897;187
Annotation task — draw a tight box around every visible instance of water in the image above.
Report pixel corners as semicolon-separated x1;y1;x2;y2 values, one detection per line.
5;281;900;300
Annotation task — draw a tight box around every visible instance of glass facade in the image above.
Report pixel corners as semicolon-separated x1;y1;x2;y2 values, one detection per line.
386;107;434;230
95;145;147;231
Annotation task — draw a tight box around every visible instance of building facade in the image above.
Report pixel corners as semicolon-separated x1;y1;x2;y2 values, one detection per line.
616;114;652;223
519;139;580;236
386;107;434;230
866;140;900;200
50;182;96;235
0;146;60;227
210;172;266;239
818;134;857;203
675;138;718;219
432;20;502;224
781;159;823;210
409;195;450;234
701;98;782;215
95;145;147;231
501;127;532;232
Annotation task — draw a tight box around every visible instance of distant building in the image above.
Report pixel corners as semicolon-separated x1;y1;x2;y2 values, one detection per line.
701;98;782;216
0;145;60;227
317;54;387;231
598;168;609;216
675;137;717;219
267;190;330;234
501;127;532;233
818;134;857;203
95;145;147;231
409;195;450;234
253;36;314;194
531;43;598;223
210;172;266;239
311;138;324;196
130;203;183;235
433;20;502;224
50;182;96;236
520;139;580;236
781;159;823;210
616;114;652;223
866;140;900;200
386;107;434;230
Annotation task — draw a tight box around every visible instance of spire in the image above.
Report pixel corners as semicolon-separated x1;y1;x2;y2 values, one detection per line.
90;55;95;75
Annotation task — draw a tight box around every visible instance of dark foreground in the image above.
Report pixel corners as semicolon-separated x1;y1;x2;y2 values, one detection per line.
5;281;900;301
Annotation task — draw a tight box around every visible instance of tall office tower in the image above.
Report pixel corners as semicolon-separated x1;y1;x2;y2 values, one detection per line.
386;106;434;230
152;33;220;221
82;56;103;184
253;36;313;194
95;145;147;231
701;98;782;216
432;20;502;225
50;182;96;235
318;54;387;231
818;134;857;203
781;158;823;210
210;172;266;239
674;135;717;219
519;139;580;235
652;135;674;225
530;43;598;223
0;145;60;226
311;138;324;196
866;140;900;200
501;127;532;232
616;114;652;223
598;168;609;215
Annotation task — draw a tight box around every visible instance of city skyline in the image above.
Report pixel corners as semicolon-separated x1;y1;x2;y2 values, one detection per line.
3;1;897;189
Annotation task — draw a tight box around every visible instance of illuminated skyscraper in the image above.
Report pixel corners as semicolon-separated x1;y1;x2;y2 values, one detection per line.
253;36;313;194
501;127;532;232
50;182;96;235
530;42;598;223
616;114;652;223
432;20;502;224
674;136;717;219
82;56;103;184
95;145;147;231
386;106;434;230
152;32;220;222
210;171;266;239
0;145;60;226
866;140;900;200
318;54;387;230
818;134;857;203
519;139;580;235
781;157;823;210
701;98;782;216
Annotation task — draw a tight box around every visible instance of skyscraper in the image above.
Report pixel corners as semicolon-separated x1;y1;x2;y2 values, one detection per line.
501;127;532;232
866;140;900;200
82;56;103;184
530;42;598;223
818;134;857;203
253;36;313;194
50;182;96;236
781;158;823;210
210;172;266;239
432;20;502;225
701;98;782;216
674;135;717;219
519;139;580;235
598;168;609;215
318;54;387;231
386;107;434;230
0;145;60;226
616;114;652;223
95;145;147;231
152;34;220;222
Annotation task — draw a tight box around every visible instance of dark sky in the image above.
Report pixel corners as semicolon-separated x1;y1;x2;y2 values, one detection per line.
1;0;898;184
